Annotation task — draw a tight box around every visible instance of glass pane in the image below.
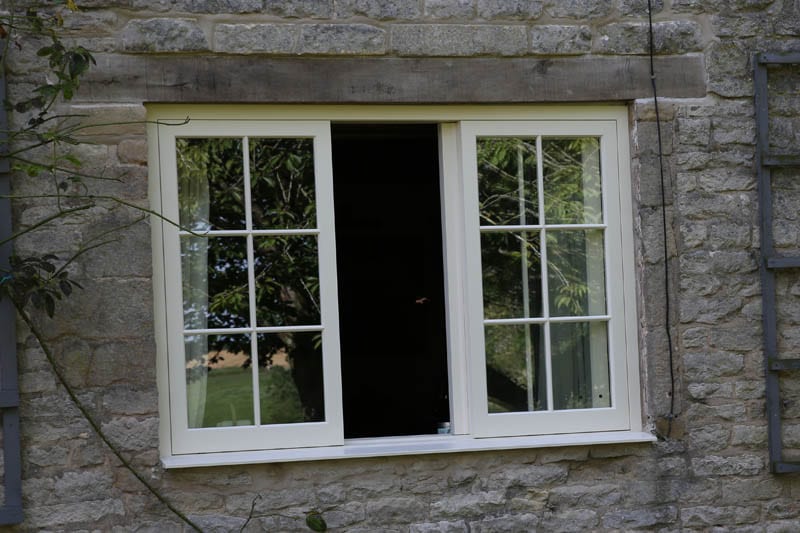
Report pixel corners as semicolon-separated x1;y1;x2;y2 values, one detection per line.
250;138;317;229
477;137;538;226
185;334;254;428
177;138;245;231
481;231;542;319
485;324;547;412
551;322;610;410
547;229;606;317
258;332;325;424
542;137;602;225
181;236;250;330
254;236;320;327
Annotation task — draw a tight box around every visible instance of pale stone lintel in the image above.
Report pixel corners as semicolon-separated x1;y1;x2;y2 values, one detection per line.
82;55;706;104
162;431;657;468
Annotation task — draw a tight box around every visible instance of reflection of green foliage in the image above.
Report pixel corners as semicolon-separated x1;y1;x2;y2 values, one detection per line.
177;137;325;421
250;139;316;229
478;137;603;318
478;137;605;409
177;138;245;230
543;138;602;225
261;366;305;424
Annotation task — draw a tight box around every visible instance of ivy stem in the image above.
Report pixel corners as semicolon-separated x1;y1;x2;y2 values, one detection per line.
13;301;205;532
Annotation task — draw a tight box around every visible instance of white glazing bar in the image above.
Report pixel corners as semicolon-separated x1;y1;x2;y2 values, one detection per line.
479;223;606;232
484;315;609;326
178;228;320;237
517;144;535;412
537;136;554;412
242;136;262;427
184;324;324;335
544;315;611;323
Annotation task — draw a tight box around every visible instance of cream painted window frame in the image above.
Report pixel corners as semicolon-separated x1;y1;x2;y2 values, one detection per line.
147;105;651;468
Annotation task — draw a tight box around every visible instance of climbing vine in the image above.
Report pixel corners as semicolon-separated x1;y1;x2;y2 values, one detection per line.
1;2;329;530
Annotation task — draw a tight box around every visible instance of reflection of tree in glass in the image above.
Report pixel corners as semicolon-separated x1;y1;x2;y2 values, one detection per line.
177;138;245;230
251;139;317;229
477;138;537;226
543;138;602;225
478;137;605;411
176;137;324;422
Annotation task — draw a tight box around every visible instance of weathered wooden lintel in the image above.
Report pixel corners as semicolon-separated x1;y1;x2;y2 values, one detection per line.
83;55;706;104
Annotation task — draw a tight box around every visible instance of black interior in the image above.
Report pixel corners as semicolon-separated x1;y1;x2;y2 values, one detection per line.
331;124;450;438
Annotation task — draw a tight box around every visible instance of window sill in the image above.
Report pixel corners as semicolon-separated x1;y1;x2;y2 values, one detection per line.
161;431;656;469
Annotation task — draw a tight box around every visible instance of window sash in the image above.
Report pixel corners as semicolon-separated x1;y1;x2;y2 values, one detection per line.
458;120;632;437
156;120;343;454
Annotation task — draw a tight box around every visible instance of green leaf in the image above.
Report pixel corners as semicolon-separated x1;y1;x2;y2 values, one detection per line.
305;511;327;532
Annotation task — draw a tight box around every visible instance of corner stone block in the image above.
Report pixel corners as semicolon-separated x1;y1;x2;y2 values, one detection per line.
121;18;209;53
529;25;591;55
214;24;298;54
298;24;386;55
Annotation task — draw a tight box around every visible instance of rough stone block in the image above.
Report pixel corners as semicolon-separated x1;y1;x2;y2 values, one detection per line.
692;454;764;476
682;505;761;527
601;505;678;529
409;520;467;532
117;139;148;165
545;0;613;18
683;351;744;382
335;0;421;20
120;18;209;53
298;24;386;55
529;25;591;55
539;509;599;531
132;0;262;12
547;484;622;508
706;40;753;98
365;497;428;524
391;24;528;56
731;425;768;447
214;24;298;54
424;0;475;19
594;21;702;55
619;0;664;16
25;499;125;528
264;0;334;18
470;514;540;532
477;0;543;19
100;416;159;452
430;491;506;519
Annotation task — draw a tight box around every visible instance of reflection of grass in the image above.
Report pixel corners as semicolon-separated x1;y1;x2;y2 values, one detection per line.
187;366;304;427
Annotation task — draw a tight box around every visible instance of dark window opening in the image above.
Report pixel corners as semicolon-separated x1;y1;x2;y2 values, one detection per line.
332;124;450;439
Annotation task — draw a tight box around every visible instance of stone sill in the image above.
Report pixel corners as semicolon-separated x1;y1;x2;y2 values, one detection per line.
161;431;656;469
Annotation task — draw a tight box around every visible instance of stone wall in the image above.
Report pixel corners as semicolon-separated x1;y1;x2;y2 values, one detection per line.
5;0;800;530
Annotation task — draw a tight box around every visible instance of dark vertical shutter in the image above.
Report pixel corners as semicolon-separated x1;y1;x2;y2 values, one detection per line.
0;55;24;524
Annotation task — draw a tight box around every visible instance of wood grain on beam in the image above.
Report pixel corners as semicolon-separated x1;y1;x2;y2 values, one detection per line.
83;55;705;103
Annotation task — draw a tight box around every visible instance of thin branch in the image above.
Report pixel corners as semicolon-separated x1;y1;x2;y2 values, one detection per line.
14;302;205;533
0;204;93;247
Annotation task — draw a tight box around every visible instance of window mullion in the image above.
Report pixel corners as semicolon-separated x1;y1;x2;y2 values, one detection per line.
242;136;262;426
536;136;554;412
